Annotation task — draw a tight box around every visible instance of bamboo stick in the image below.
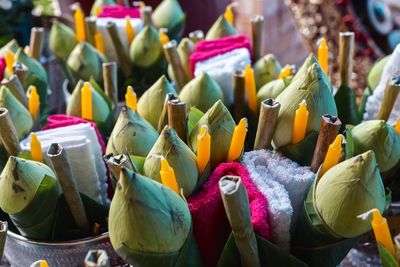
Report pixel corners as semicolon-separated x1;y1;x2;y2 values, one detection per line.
233;70;245;122
102;62;118;122
310;115;342;172
0;221;7;262
47;143;90;231
164;40;188;91
85;16;97;46
377;75;400;121
219;176;261;267
189;30;204;43
1;74;28;108
84;250;110;267
158;93;177;132
29;27;45;60
338;32;355;87
0;108;21;156
12;62;28;85
141;6;153;26
251;15;264;62
167;98;187;142
253;99;280;150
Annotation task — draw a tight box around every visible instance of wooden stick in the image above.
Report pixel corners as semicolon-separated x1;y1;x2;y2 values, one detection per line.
0;221;7;262
167;98;187;142
253;99;280;150
219;176;261;267
164;40;187;91
0;108;21;156
1;74;28;108
189;30;204;43
310;115;342;172
233;70;245;122
29;27;45;60
85;249;110;267
104;154;135;179
377;75;400;121
12;62;28;85
141;6;153;26
106;22;133;77
158;93;177;132
338;32;355;87
47;143;90;231
251;15;264;62
102;62;118;122
85;16;97;46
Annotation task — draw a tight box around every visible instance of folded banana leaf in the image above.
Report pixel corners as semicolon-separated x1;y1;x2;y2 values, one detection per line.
359;86;372;116
187;107;204;137
334;85;361;129
129;155;146;175
377;242;399;267
344;128;354;160
277;132;318;166
367;55;390;91
217;234;307;267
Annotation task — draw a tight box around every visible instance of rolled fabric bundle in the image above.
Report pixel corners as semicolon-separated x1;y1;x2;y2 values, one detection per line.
189;35;252;105
98;5;141;18
187;162;270;267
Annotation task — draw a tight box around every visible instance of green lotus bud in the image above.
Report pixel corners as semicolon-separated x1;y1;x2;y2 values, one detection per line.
256;77;292;105
315;150;385;238
367;55;390;90
273;63;337;148
137;75;177;128
66;80;111;126
0;39;19;56
351;120;400;172
253;54;282;89
49;21;78;61
66;42;106;83
152;0;186;40
0;157;60;240
90;0;115;16
293;54;318;81
168;38;194;83
0;86;33;139
143;126;198;196
107;107;159;157
109;168;191;263
189;100;235;167
205;15;237;40
179;72;224;113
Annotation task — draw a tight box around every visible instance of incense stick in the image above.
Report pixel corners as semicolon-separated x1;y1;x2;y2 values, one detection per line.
0;221;7;262
1;74;28;108
102;62;118;122
85;16;97;46
377;75;400;121
0;108;21;156
338;32;355;87
29;27;45;60
254;99;280;150
233;70;245;122
167;98;187;142
251;15;264;62
164;40;188;91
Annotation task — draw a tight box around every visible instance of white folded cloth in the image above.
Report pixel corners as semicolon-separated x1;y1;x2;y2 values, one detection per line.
364;44;400;124
20;123;108;205
194;48;251;105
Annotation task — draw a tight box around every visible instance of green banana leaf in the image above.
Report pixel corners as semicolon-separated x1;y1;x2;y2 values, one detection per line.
377;242;399;267
334;85;361;129
344;128;354;160
129;155;146;175
277;132;319;166
217;233;307;267
359;87;372;116
367;55;390;91
187;107;204;137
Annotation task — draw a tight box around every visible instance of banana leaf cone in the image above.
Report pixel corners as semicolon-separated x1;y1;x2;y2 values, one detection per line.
0;39;19;56
152;0;186;40
205;16;238;40
0;157;60;240
0;86;33;140
367;55;390;91
129;25;167;83
137;75;177;129
256;77;292;107
109;168;203;267
179;72;224;113
291;150;387;266
189;100;235;168
350;120;400;172
293;54;318;82
90;0;115;15
359;86;372;116
273;63;337;162
168;38;194;84
143;126;198;197
49;21;78;61
15;48;49;122
334;84;361;128
253;54;282;89
106;107;159;157
66;42;107;84
66;80;112;134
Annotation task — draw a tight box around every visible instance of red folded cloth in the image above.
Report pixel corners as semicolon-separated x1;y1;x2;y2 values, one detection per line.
0;57;6;81
41;114;106;154
98;5;141;19
189;34;252;76
188;162;270;267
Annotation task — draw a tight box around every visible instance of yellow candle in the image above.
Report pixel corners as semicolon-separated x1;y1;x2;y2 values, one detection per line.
159;29;170;46
320;134;343;175
125;85;137;111
139;1;146;9
159;157;179;194
74;7;86;42
94;30;105;54
224;6;234;25
318;37;328;74
126;16;135;45
278;65;292;79
94;6;102;17
4;50;14;76
28;86;40;119
40;260;49;267
227;118;248;162
292;100;309;144
30;133;43;163
244;64;257;114
371;209;396;257
81;82;93;120
197;125;211;173
395;118;400;134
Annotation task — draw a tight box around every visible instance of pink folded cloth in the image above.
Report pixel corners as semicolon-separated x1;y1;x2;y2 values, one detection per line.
41;114;106;154
188;162;270;267
189;34;252;75
0;57;6;81
98;5;141;19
